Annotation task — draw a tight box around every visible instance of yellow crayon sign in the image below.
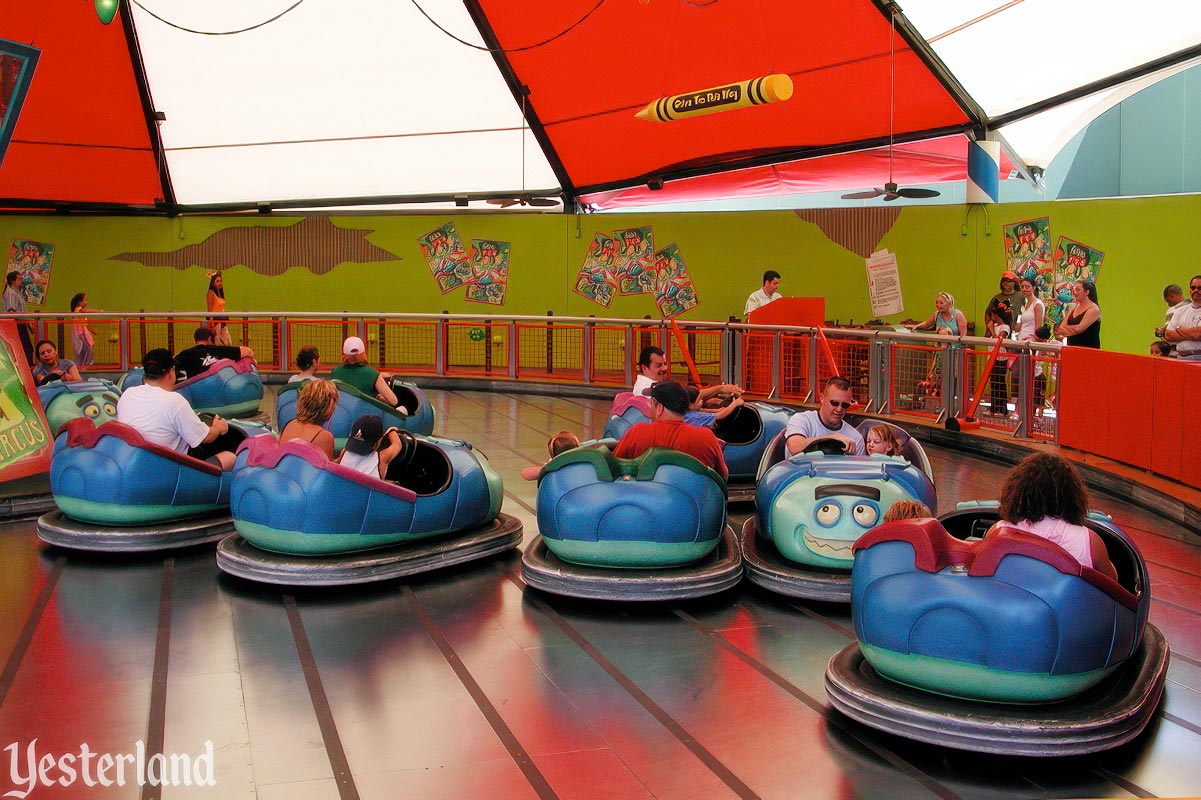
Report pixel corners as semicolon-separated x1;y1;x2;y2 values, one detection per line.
636;73;793;123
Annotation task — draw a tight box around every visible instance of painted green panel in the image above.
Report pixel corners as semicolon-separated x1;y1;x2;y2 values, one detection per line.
4;194;1200;358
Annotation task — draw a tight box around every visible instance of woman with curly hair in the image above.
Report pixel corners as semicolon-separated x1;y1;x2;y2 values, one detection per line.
279;378;338;460
997;453;1114;577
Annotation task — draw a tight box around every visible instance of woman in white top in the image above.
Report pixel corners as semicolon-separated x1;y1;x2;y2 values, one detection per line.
1015;277;1045;341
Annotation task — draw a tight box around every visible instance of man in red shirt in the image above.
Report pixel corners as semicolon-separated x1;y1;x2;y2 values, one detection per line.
613;380;728;480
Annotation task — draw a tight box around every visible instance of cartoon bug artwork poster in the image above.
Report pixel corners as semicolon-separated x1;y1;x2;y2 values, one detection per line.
465;238;510;305
1047;236;1104;324
573;233;618;308
612;226;656;295
1002;217;1052;293
6;238;53;306
653;243;699;318
417;223;472;295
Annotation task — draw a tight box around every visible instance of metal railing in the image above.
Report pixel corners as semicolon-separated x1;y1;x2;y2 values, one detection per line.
5;311;1061;442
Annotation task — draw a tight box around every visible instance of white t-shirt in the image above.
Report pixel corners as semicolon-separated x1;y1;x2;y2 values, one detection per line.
339;449;381;479
116;384;210;453
632;373;656;396
287;374;315;383
1168;302;1201;356
744;288;781;316
783;410;864;455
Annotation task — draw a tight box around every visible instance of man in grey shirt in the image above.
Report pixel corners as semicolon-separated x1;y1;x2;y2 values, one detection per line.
3;271;34;365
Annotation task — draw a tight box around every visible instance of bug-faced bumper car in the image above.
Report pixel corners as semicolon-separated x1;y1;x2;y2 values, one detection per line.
36;379;121;434
741;430;937;601
216;431;520;586
824;507;1169;755
522;446;740;600
36;417;262;551
121;358;264;418
275;378;435;447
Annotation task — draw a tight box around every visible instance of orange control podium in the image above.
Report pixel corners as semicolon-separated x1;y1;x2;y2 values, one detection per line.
744;298;826;396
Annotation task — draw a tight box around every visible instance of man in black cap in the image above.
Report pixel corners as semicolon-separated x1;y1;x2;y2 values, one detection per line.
173;327;254;381
613;380;727;479
116;348;236;470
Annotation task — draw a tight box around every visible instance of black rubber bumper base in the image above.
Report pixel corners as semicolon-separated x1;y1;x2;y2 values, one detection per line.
36;510;234;552
215;513;524;586
726;480;755;504
739;517;852;602
521;525;742;601
1;493;56;523
823;625;1170;756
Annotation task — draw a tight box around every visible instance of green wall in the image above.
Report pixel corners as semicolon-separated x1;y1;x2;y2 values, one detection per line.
3;193;1198;356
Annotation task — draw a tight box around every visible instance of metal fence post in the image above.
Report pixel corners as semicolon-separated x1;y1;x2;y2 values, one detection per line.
624;325;635;387
435;312;447;376
583;320;594;383
870;335;888;414
508;320;517;379
942;342;959;423
1015;347;1031;438
807;330;819;404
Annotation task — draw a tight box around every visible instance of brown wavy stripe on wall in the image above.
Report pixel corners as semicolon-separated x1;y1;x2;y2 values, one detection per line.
794;207;902;259
109;216;401;276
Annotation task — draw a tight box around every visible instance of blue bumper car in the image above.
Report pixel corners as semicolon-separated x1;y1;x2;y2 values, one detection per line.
521;446;740;600
824;505;1169;755
121;357;264;418
216;432;520;585
275;378;435;447
36;417;263;551
36;379;121;434
741;420;936;601
711;401;792;501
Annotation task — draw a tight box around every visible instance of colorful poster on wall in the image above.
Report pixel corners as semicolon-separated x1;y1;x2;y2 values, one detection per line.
653;243;699;318
1003;217;1052;291
0;320;52;482
465;238;510;305
573;233;618;307
417;222;472;294
6;238;53;306
1047;236;1104;324
612;226;656;295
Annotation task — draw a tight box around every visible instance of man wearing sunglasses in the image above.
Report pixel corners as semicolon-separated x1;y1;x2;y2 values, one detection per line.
1164;276;1201;362
784;376;864;455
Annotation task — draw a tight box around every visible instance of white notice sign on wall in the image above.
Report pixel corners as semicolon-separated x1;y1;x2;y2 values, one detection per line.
866;250;903;317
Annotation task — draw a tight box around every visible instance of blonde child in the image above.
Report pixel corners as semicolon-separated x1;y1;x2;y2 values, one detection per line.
521;430;581;481
864;424;902;457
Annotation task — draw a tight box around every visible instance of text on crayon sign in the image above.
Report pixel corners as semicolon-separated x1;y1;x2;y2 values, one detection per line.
673;85;741;112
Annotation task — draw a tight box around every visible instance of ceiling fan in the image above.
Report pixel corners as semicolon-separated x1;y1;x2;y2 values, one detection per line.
486;94;561;210
486;195;559;208
842;7;941;203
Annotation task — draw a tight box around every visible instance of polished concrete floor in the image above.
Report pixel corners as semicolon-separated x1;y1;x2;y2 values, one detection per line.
1;389;1199;799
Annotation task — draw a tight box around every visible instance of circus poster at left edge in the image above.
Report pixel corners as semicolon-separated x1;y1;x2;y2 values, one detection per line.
0;320;52;481
7;239;54;306
0;39;40;169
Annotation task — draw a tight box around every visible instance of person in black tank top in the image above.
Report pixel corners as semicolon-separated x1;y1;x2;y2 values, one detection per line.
1055;280;1101;349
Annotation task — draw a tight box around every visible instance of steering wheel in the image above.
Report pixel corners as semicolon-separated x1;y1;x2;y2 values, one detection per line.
393;429;418;471
803;437;848;456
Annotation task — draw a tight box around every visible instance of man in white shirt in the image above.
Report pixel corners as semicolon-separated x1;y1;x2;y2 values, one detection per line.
632;346;667;396
784;376;864;455
117;348;237;469
1165;276;1201;362
744;270;782;317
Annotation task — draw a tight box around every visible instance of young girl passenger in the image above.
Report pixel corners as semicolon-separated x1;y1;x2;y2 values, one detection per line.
521;430;581;481
864;424;901;457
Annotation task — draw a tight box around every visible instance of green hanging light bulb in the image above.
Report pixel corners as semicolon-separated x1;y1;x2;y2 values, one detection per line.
94;0;120;24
